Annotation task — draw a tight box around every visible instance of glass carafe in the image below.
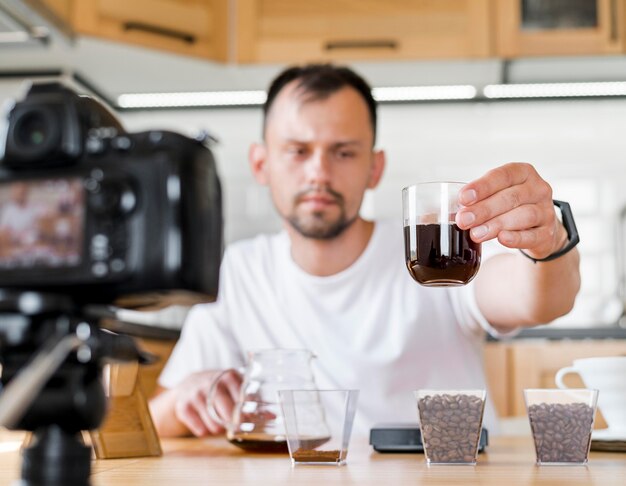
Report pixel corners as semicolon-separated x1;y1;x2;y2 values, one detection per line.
207;349;325;452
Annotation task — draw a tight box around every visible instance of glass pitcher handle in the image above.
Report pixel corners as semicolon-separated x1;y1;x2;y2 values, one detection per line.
206;368;243;426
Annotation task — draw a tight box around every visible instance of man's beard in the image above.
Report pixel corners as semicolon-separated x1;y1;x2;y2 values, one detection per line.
286;187;357;240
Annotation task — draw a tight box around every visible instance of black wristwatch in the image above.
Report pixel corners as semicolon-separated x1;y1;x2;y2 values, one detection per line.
519;200;580;263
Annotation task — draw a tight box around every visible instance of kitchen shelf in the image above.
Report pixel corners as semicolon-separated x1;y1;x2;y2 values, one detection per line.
487;326;626;341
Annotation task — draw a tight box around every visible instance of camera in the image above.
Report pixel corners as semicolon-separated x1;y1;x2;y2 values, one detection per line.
0;82;223;302
0;82;223;486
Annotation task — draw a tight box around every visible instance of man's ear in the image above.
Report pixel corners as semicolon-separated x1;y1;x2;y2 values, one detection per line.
249;143;269;185
367;149;386;189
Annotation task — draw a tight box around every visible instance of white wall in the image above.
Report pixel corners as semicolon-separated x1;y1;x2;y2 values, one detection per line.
1;78;625;327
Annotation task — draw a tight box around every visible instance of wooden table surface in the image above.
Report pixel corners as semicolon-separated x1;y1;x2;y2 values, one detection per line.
1;432;626;485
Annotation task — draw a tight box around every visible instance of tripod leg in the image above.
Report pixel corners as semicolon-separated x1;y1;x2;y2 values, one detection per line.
21;425;91;486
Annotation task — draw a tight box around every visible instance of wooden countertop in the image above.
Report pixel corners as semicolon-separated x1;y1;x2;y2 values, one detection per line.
1;432;625;485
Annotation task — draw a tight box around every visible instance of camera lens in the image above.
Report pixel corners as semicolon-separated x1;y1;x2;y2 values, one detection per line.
5;105;62;166
16;111;49;148
13;107;58;151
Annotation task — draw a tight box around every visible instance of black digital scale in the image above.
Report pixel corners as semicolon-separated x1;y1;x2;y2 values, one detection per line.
369;423;489;453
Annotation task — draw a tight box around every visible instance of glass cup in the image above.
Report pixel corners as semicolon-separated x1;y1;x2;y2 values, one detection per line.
402;182;481;286
524;388;599;465
279;389;359;466
415;389;486;465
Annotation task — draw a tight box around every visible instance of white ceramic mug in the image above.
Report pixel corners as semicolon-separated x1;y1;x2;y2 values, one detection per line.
555;356;626;434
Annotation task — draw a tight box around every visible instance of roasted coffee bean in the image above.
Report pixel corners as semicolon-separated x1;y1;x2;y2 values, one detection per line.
527;402;595;464
418;393;485;464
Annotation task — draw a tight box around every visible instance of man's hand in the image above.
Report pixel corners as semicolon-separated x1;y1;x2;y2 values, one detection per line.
455;162;567;260
150;369;242;437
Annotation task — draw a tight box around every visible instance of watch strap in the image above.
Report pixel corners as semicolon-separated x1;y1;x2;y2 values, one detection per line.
519;200;579;263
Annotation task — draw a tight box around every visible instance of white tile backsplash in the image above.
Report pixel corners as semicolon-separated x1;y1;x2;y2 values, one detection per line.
576;217;608;253
244;185;275;219
551;179;600;215
578;255;601;295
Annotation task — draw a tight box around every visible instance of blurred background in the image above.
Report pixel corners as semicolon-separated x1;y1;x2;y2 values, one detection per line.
1;0;626;340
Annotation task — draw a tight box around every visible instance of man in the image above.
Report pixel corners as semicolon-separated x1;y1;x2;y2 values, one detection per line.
149;64;580;438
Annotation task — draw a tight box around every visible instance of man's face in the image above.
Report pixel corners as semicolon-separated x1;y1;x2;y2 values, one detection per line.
256;83;383;239
10;183;28;206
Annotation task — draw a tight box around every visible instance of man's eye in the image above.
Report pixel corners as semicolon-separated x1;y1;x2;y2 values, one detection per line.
337;151;356;159
287;147;307;156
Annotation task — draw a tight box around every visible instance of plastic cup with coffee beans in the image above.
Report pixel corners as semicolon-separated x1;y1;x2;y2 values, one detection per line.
524;388;598;465
415;389;486;465
279;389;359;466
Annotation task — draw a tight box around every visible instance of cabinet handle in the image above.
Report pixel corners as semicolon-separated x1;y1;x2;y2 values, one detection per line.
123;22;196;44
610;0;618;42
324;39;398;50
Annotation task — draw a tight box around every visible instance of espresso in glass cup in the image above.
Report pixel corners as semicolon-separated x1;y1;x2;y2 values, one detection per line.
402;182;481;286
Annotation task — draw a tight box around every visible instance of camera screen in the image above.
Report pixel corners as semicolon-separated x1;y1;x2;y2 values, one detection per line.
0;178;84;268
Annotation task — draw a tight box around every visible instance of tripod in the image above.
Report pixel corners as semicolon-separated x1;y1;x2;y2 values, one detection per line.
0;290;147;486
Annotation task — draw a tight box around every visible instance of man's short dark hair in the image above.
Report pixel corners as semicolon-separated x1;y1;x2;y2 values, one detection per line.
263;64;377;144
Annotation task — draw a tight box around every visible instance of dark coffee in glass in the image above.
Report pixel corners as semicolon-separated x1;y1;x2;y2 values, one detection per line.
402;182;482;287
404;223;481;286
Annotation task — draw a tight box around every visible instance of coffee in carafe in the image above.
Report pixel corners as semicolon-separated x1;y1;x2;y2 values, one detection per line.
227;432;288;453
206;349;324;452
227;432;329;453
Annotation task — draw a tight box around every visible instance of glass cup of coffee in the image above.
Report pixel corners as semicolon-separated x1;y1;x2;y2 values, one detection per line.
402;182;481;286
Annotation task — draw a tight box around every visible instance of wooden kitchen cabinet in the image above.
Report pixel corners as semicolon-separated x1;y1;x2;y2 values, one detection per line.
484;340;626;418
69;0;229;61
493;0;626;58
33;0;626;64
234;0;493;63
39;0;73;24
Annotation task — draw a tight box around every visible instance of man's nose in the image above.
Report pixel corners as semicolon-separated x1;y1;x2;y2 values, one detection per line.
305;150;332;186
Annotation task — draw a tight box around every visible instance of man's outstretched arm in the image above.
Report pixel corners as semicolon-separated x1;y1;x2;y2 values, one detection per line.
456;163;581;332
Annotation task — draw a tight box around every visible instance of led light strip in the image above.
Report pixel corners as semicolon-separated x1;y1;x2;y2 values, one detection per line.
372;85;477;101
117;90;268;108
483;81;626;99
117;84;478;108
116;81;626;109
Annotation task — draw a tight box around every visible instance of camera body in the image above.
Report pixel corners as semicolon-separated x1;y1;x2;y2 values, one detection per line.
0;82;224;485
0;82;223;302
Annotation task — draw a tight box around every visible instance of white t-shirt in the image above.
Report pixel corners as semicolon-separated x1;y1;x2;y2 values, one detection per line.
159;219;513;437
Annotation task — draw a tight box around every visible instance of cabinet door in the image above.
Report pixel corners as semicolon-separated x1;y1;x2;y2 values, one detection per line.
494;0;625;57
71;0;229;61
40;0;73;23
235;0;492;63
